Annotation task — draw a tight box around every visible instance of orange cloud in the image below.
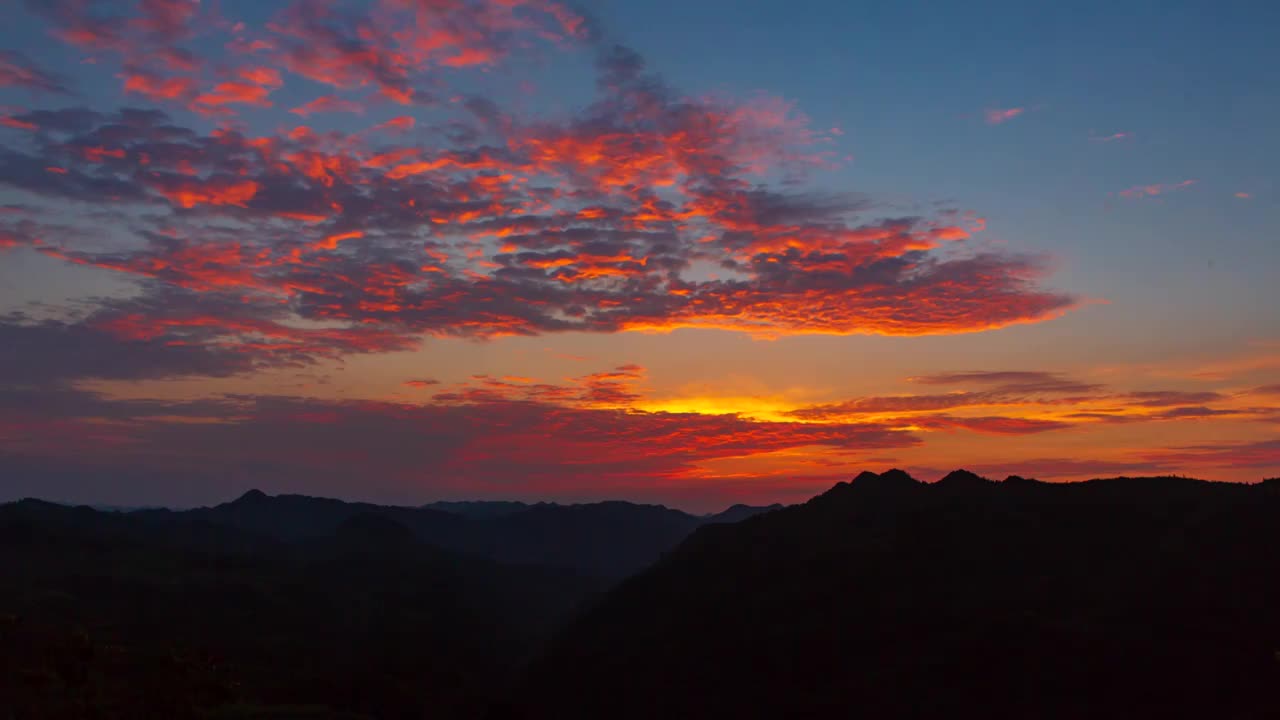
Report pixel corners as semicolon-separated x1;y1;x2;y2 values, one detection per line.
148;177;260;209
192;81;275;110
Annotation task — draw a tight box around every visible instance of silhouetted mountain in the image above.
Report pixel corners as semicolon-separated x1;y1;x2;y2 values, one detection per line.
0;488;786;717
506;470;1280;720
935;467;994;489
703;503;784;524
156;492;754;580
426;501;543;518
474;502;702;579
330;512;418;549
0;499;599;719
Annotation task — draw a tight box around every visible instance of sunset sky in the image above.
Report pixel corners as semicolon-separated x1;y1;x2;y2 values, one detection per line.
1;0;1277;511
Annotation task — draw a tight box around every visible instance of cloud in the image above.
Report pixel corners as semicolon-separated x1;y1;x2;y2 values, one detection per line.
1091;131;1132;143
0;285;419;388
984;107;1024;125
906;370;1100;392
0;50;70;94
0;54;1076;350
0;313;257;386
787;371;1100;427
1138;440;1280;469
0;383;918;505
1120;390;1227;407
892;415;1074;435
1116;179;1196;199
786;370;1275;432
261;0;586;106
290;95;364;117
430;364;647;407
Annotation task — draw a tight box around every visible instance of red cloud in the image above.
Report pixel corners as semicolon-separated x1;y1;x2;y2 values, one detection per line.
984;107;1024;125
237;66;284;87
3;6;1080;376
6;96;1075;340
147;176;260;209
191;81;275;110
0;116;39;131
121;71;198;101
372;116;416;133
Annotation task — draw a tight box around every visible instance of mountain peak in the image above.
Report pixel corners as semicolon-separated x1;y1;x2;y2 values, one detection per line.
878;468;919;485
825;469;923;498
233;489;269;504
936;469;992;488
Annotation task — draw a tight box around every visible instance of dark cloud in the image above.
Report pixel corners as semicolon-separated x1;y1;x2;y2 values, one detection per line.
0;314;256;386
0;50;70;94
1139;440;1280;469
789;371;1105;421
908;371;1102;394
1121;390;1228;407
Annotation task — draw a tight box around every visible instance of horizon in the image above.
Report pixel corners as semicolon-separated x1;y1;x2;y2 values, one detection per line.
10;466;1275;516
1;0;1278;511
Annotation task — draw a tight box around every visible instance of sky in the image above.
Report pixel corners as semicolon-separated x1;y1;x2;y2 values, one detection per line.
0;0;1277;512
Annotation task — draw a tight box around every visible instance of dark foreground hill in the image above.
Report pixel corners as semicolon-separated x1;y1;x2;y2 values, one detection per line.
0;500;600;719
0;493;781;719
503;471;1280;720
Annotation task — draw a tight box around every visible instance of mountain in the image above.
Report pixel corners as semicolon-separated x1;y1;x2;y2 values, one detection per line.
703;503;784;524
145;491;751;580
0;490;780;718
426;500;544;518
475;502;703;579
504;470;1280;720
0;499;600;719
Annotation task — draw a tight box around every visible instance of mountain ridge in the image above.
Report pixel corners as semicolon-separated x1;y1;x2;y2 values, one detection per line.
505;469;1280;720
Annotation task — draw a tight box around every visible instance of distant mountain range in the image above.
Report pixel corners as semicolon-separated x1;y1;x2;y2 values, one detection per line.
119;491;782;580
3;470;1277;719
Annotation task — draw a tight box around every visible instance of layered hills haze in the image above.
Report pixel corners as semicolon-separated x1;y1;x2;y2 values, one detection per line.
3;469;1277;718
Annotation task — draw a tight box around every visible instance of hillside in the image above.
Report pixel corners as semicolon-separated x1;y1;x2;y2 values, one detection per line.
505;470;1280;719
0;499;598;719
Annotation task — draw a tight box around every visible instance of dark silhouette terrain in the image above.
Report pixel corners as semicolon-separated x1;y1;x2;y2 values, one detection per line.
0;492;777;718
0;498;604;719
504;470;1280;720
3;472;1278;719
